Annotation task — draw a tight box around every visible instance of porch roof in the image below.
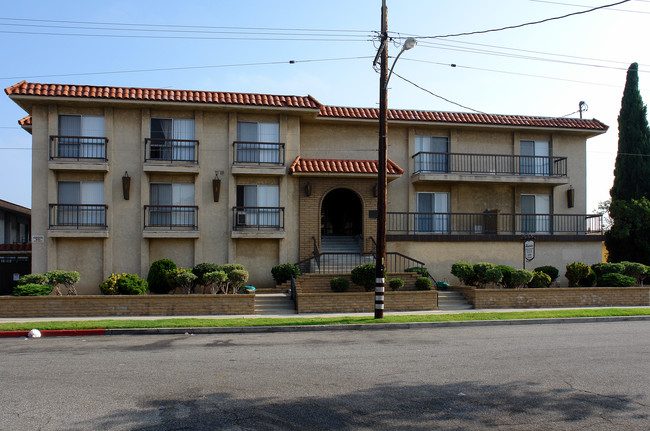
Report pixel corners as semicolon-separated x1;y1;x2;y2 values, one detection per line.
289;156;404;177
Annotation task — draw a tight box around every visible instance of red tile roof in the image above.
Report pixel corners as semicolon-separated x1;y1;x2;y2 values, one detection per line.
289;156;404;175
319;106;608;131
5;81;321;109
18;115;31;126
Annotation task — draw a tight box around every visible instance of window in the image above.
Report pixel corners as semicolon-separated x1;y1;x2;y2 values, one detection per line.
236;185;280;227
236;121;281;163
56;181;105;226
520;140;550;176
521;194;550;233
414;135;449;173
58;115;105;159
149;183;195;227
150;118;195;161
416;192;449;233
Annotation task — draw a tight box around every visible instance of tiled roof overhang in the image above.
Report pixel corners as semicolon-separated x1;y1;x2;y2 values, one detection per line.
289;156;403;178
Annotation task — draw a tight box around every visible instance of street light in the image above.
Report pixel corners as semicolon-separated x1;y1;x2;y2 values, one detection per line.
375;0;416;319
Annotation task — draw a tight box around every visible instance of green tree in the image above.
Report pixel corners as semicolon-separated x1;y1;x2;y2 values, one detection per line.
605;198;650;264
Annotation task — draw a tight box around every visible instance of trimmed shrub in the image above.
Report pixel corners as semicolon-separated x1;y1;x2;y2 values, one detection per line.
99;273;148;295
99;273;120;295
565;262;590;287
509;269;534;289
388;278;404;291
271;264;301;285
405;267;429;277
579;268;597;287
191;263;219;284
45;270;80;295
621;261;648;285
174;269;197;294
351;263;379;292
495;265;515;289
17;273;49;286
12;283;53;296
597;273;636;287
227;269;249;293
528;271;552;289
451;261;475;286
147;259;177;294
415;277;432;291
330;277;350;292
203;270;228;294
218;264;245;275
473;263;502;288
533;266;559;286
591;262;625;278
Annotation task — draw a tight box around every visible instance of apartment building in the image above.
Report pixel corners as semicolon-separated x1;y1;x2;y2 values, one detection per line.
6;81;607;293
0;199;31;294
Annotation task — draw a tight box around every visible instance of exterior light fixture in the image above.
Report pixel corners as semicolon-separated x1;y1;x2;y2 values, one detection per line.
213;171;222;202
305;182;312;197
122;171;131;200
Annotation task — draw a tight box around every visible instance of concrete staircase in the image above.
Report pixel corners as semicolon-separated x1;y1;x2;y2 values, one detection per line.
437;290;473;310
320;235;362;253
254;292;296;315
313;235;371;273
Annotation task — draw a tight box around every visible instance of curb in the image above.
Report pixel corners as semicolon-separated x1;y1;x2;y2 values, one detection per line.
2;315;648;338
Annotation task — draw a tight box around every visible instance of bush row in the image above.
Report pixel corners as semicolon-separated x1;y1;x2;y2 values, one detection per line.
565;261;646;287
328;263;433;293
451;262;557;289
12;271;81;296
145;259;250;295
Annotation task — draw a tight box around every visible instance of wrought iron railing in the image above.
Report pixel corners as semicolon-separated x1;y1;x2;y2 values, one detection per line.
49;204;107;229
49;136;108;161
232;206;284;230
412;152;568;177
144;205;198;229
233;141;285;165
144;138;199;163
295;251;425;275
387;212;603;235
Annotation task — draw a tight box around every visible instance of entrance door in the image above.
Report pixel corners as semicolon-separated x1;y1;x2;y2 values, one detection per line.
321;188;362;237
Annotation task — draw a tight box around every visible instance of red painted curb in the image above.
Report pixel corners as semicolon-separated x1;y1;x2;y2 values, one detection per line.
0;329;106;338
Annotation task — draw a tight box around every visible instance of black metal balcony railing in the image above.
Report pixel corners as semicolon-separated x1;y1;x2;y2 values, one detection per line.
144;138;199;163
232;206;285;231
144;205;198;230
49;136;108;161
412;152;568;177
49;204;107;229
388;212;603;235
233;141;285;165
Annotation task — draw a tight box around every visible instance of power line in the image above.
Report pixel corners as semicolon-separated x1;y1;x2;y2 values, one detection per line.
529;0;650;14
419;0;631;38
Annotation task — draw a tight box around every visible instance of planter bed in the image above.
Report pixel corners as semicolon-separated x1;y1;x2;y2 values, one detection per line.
0;294;255;318
296;290;437;314
450;286;650;309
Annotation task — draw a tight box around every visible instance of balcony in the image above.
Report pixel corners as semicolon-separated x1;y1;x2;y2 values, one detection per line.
143;205;199;238
48;136;108;171
48;204;108;237
387;211;603;240
231;141;286;176
231;206;285;239
411;152;569;185
143;138;199;174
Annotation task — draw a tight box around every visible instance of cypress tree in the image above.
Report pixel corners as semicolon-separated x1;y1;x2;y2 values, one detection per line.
609;63;650;201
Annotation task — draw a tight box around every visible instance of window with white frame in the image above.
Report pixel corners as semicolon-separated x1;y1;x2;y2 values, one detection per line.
56;181;105;226
416;192;449;233
58;114;105;159
521;194;551;233
236;121;281;163
149;183;195;227
150;118;196;161
236;185;280;227
520;140;550;176
414;135;449;173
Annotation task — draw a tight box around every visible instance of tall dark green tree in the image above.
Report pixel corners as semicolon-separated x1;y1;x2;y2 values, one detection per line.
606;62;650;264
609;63;650;201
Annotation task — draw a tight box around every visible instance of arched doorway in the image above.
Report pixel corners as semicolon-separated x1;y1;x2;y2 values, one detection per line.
321;188;362;251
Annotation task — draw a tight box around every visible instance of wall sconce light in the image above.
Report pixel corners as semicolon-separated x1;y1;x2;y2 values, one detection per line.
304;182;312;197
372;182;378;198
122;171;131;200
567;186;575;208
213;171;222;202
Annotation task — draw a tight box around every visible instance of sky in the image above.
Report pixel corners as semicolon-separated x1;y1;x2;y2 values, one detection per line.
1;0;649;212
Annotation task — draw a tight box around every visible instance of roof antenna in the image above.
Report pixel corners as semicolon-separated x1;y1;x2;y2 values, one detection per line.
578;101;588;119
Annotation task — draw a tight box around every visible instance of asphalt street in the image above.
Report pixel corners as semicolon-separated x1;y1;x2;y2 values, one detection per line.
1;321;648;430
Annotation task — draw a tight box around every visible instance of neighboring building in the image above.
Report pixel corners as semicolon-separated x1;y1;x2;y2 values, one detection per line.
6;81;607;293
0;199;31;295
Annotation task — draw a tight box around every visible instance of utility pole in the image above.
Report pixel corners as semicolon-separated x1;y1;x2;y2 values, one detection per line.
375;0;388;319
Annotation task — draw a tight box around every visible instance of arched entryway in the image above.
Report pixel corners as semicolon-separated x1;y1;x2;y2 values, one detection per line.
321;188;362;251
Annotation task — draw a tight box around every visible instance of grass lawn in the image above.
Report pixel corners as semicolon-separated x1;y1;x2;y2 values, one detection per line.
1;308;649;332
